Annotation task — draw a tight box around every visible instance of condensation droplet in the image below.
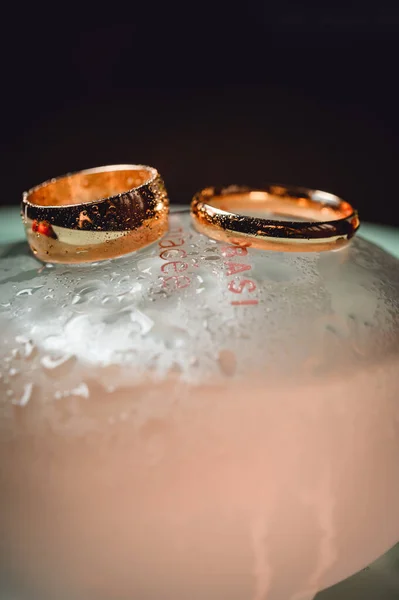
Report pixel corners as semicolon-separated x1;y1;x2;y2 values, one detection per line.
13;382;33;407
128;281;143;296
56;382;90;400
101;295;117;306
152;289;168;300
71;383;89;398
137;257;159;275
75;281;104;295
130;310;154;335
164;326;189;349
40;354;74;370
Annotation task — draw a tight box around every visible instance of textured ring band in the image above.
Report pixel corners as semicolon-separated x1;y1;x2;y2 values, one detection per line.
191;184;360;252
21;164;169;263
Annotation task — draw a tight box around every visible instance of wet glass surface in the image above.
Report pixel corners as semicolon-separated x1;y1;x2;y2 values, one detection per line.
0;209;398;599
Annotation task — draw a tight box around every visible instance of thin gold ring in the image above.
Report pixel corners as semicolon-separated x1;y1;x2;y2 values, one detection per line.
191;184;360;252
21;164;169;263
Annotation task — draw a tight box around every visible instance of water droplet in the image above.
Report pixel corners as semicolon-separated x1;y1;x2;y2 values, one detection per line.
55;382;90;400
101;295;116;306
9;368;18;376
75;280;103;295
71;280;105;305
127;281;143;296
137;257;159;274
40;354;74;370
17;284;44;297
152;289;167;299
130;310;154;334
164;326;189;349
157;249;177;261
71;383;89;398
13;382;33;406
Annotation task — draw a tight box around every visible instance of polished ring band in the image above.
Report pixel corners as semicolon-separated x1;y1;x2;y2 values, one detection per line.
191;184;360;252
21;164;169;263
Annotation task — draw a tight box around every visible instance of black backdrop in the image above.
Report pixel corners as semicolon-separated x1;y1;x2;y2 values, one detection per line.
2;3;399;226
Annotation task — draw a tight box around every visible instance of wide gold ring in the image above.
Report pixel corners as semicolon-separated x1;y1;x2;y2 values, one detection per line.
21;164;169;263
191;184;360;252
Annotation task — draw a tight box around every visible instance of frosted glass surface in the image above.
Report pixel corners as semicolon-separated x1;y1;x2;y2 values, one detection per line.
0;210;398;600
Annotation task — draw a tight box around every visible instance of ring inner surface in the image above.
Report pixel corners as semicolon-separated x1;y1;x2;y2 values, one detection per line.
209;191;353;222
27;168;153;208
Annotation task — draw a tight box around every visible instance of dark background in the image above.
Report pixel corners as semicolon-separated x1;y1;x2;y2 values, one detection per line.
2;3;399;226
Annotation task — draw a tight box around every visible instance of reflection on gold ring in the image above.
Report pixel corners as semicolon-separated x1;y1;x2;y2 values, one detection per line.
191;184;359;253
22;164;170;264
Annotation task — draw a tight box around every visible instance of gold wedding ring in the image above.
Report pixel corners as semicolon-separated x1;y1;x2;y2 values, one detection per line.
22;164;169;263
191;184;359;252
